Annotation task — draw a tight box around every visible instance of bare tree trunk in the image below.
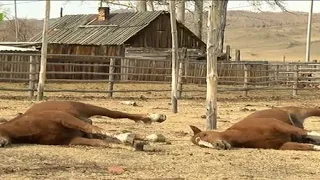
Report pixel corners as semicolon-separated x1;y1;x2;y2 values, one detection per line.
14;0;19;42
169;0;179;113
37;0;50;101
147;0;155;11
217;0;228;53
176;0;185;23
136;0;147;12
194;0;203;40
206;0;224;130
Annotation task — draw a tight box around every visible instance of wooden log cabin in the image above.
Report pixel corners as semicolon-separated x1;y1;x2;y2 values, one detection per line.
29;7;206;80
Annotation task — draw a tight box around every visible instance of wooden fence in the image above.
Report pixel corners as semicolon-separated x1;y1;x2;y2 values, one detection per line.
0;52;267;83
1;52;320;98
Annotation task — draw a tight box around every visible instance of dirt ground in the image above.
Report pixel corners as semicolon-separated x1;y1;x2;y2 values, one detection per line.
1;83;320;180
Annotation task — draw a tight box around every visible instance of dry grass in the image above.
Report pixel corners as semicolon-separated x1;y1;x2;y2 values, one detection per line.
1;83;320;180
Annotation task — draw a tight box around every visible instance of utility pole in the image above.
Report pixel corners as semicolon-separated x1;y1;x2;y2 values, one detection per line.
37;0;50;101
100;0;103;7
14;0;19;42
305;0;313;62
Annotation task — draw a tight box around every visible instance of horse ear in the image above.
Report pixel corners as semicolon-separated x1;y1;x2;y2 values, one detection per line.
189;125;202;135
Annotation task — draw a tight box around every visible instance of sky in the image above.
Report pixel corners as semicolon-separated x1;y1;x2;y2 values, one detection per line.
0;0;317;20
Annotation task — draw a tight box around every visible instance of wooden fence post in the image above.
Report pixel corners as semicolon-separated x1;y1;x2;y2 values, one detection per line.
37;0;50;101
286;64;290;86
235;49;240;61
243;63;249;97
177;48;187;98
275;65;279;85
169;0;179;113
28;55;36;98
293;64;299;96
108;58;115;97
226;45;230;61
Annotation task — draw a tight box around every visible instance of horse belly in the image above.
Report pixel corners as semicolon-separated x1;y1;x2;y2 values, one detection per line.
37;125;84;145
234;129;291;149
242;134;291;149
12;124;83;145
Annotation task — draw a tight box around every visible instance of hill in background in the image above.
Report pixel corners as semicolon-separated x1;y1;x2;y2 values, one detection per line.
185;10;320;62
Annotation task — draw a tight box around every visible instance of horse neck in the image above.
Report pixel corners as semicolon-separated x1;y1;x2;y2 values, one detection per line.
220;129;241;144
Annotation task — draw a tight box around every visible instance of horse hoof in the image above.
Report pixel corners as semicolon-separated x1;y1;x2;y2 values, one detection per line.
214;140;231;150
146;133;166;142
147;114;166;123
114;133;135;145
0;137;9;148
133;141;148;151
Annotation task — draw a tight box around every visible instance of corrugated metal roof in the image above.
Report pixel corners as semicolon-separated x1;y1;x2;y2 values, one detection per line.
0;45;38;52
29;11;165;46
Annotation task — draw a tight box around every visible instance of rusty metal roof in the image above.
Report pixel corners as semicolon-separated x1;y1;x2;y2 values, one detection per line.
29;11;165;46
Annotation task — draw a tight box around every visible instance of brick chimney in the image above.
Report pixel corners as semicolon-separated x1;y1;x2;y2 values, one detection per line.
98;7;110;21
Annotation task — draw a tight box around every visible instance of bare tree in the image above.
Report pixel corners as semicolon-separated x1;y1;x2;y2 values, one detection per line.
217;1;228;54
102;0;135;9
147;0;155;11
3;18;42;42
136;0;147;12
176;0;185;23
205;0;287;129
249;0;287;12
194;0;203;40
206;1;224;130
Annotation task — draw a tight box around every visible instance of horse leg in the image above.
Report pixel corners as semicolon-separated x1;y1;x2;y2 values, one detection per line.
0;136;10;147
272;120;320;142
78;117;93;124
280;142;320;151
59;114;135;145
99;110;166;124
84;104;166;124
68;137;135;150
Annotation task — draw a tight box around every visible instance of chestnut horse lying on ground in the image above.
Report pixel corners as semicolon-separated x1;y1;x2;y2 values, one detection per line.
0;101;166;148
190;106;320;151
22;100;166;124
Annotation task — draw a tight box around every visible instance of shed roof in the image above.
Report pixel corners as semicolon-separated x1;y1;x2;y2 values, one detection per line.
0;45;38;52
29;11;166;46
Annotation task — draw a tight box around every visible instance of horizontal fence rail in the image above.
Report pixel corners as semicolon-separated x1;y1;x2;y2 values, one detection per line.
1;52;320;98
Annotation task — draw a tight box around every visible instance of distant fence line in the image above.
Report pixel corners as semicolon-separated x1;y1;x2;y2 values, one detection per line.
1;52;320;98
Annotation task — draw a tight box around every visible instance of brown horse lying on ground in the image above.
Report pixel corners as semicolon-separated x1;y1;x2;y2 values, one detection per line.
22;100;166;124
242;106;320;129
0;101;166;148
190;106;320;151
